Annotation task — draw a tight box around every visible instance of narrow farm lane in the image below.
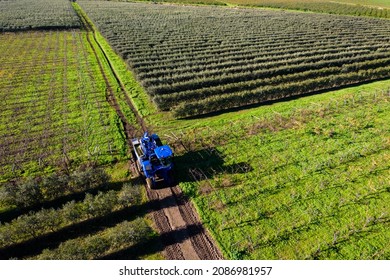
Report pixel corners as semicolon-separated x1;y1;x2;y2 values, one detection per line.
76;4;223;260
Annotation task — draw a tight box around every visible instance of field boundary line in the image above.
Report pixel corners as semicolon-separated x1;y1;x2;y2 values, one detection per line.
73;3;150;131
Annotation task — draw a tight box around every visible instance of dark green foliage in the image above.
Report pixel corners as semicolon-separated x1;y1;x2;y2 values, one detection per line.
117;182;142;207
35;218;152;259
0;185;138;248
78;1;390;117
1;179;43;208
0;167;109;209
41;174;70;201
83;191;118;218
68;168;110;193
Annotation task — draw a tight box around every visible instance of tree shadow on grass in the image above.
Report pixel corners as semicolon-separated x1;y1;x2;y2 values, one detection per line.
98;224;204;260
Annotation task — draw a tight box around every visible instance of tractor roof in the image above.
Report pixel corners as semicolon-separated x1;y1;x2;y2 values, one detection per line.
154;145;173;159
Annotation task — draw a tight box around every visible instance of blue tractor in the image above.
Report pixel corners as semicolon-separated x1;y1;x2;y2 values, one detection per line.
132;132;174;189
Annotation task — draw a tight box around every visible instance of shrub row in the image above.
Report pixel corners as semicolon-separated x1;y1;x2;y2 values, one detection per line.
136;44;387;79
145;51;389;91
0;0;81;31
173;66;390;117
34;218;152;260
0;183;140;248
0;167;109;208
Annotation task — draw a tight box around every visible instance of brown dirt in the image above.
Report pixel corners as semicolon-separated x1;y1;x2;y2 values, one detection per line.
145;182;223;260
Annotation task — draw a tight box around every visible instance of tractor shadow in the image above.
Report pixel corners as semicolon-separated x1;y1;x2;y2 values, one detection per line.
173;147;252;185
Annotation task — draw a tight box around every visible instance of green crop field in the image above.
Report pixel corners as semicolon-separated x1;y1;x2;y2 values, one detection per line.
1;0;389;261
165;81;390;259
0;31;127;182
0;1;157;261
78;1;390;117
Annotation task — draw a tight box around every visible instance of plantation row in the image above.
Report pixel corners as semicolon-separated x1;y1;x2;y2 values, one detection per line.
78;1;390;117
0;31;127;182
0;167;108;208
0;166;152;259
0;182;136;248
33;218;152;260
0;0;80;31
229;0;390;19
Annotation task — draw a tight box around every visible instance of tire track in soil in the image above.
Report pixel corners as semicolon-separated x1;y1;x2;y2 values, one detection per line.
77;5;223;260
144;182;223;260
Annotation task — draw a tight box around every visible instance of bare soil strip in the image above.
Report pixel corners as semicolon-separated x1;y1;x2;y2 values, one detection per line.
145;183;223;260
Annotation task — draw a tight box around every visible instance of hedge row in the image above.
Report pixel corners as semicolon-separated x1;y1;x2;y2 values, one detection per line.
0;183;140;248
34;218;152;260
0;167;109;208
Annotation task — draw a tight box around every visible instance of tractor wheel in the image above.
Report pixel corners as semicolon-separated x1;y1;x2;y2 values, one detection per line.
146;178;153;189
168;170;175;186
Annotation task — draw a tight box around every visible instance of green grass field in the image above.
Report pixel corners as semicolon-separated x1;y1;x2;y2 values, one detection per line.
0;31;129;182
164;80;390;259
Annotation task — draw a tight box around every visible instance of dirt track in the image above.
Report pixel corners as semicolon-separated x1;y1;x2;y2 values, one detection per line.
145;183;223;260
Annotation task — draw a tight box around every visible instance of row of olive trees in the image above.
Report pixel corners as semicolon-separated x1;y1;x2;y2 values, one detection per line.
0;183;140;248
148;53;390;96
34;218;153;260
137;43;383;80
173;65;390;117
0;167;109;208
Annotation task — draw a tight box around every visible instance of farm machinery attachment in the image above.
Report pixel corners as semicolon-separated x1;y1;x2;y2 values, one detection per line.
132;132;174;189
